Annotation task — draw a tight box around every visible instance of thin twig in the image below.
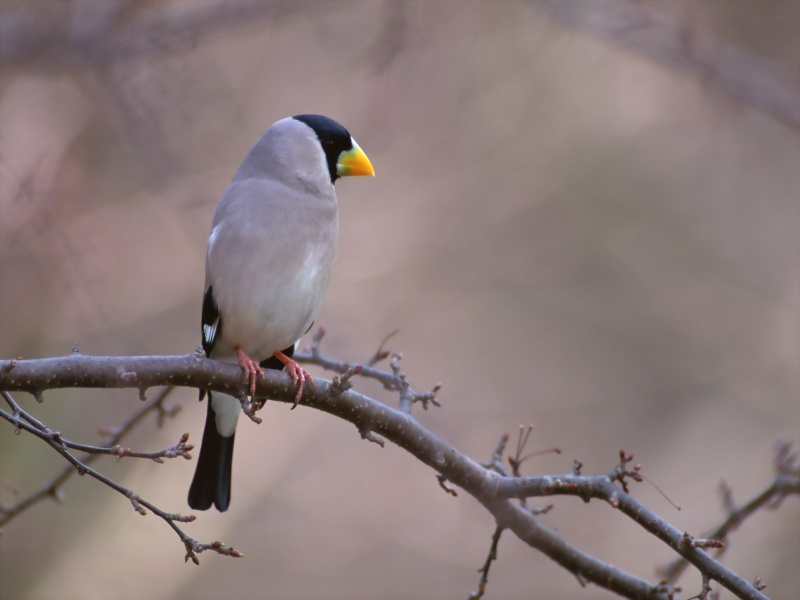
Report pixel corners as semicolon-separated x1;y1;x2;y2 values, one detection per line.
468;526;504;600
0;396;240;562
299;327;441;413
659;440;800;583
0;386;178;526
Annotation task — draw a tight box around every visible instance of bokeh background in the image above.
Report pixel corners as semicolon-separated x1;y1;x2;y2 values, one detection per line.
1;1;798;599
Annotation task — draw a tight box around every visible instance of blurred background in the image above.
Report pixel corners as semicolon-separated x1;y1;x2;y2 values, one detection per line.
1;1;798;599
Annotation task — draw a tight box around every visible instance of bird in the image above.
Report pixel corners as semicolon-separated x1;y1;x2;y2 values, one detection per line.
187;114;374;512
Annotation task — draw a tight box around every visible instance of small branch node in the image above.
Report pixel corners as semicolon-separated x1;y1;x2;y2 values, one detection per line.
45;429;65;446
184;539;245;560
413;382;442;410
527;503;554;516
161;434;194;460
481;433;510;476
119;370;137;384
128;494;147;516
329;364;362;396
608;449;644;492
164;511;195;523
111;445;130;461
389;351;403;372
184;543;201;565
681;532;724;551
237;393;263;425
437;474;458;497
358;427;385;447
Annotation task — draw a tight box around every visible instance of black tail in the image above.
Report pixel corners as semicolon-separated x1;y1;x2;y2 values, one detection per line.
187;346;294;512
188;394;235;512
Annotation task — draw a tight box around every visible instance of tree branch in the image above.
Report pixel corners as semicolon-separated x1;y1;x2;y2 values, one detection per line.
659;440;800;583
0;384;178;526
0;388;242;563
0;351;785;599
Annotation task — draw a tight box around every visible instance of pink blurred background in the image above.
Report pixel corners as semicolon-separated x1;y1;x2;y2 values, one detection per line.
1;2;798;599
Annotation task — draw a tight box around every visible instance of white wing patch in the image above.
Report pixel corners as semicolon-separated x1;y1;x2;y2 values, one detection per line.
208;224;221;252
203;316;220;347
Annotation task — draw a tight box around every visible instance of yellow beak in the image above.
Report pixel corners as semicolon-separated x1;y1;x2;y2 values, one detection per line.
336;140;375;177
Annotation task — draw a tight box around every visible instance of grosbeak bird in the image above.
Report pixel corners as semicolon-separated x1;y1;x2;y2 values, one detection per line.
188;115;374;511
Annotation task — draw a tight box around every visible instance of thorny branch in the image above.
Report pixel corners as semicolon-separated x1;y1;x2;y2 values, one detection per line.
0;385;178;526
0;339;793;599
470;426;557;599
0;387;242;563
298;326;442;413
659;439;800;583
2;393;191;463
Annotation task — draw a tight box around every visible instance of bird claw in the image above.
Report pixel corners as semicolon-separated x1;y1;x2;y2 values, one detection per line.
274;351;315;408
235;346;265;398
234;348;313;407
286;362;314;408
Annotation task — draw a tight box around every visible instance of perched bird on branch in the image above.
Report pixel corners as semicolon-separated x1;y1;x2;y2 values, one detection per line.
188;114;374;511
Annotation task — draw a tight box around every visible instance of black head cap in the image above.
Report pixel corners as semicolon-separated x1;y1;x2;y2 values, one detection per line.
292;114;354;184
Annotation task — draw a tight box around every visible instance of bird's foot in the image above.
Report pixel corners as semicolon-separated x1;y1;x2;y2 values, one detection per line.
235;346;266;398
273;351;315;408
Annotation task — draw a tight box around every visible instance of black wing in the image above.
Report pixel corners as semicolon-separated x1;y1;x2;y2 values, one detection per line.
198;286;221;402
201;285;220;358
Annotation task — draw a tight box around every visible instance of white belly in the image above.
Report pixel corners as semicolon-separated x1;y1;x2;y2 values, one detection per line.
210;242;335;360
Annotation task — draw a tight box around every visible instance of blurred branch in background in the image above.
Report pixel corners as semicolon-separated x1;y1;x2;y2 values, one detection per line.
1;0;796;183
536;0;800;130
1;2;797;599
0;0;326;180
0;0;314;67
0;387;245;564
1;342;795;600
0;384;179;527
